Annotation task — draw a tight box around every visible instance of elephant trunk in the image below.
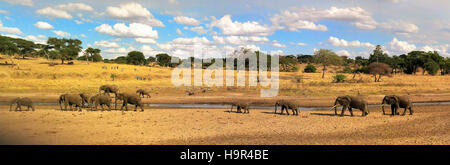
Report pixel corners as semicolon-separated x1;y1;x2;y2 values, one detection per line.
333;99;338;115
9;102;14;111
381;98;386;115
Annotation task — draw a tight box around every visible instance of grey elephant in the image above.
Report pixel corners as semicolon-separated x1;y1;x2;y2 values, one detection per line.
10;97;35;111
79;93;93;108
382;95;413;116
274;100;299;115
89;94;112;111
230;101;250;114
116;93;144;112
59;94;83;111
99;85;119;97
136;89;151;98
332;96;369;117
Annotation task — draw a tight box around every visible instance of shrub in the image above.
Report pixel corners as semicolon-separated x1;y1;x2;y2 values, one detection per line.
304;64;316;73
341;67;353;73
333;74;347;83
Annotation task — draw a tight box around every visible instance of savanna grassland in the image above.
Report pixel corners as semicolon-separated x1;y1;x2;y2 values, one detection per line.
1;55;450;145
1;55;450;98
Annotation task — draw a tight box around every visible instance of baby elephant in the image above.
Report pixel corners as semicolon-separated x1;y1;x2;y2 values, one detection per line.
59;94;83;111
274;100;299;115
136;89;151;98
382;95;413;116
10;97;35;111
89;94;112;111
230;101;250;114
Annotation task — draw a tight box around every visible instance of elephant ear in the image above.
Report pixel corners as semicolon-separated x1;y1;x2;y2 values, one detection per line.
392;95;399;103
343;96;352;104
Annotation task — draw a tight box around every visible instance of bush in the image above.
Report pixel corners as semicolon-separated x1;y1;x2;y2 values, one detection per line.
341;67;353;73
304;64;316;73
333;74;347;83
424;61;439;75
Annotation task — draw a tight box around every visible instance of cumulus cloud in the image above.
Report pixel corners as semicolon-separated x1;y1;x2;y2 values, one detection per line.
297;43;307;46
421;44;450;57
106;2;164;27
24;35;46;44
94;40;120;48
379;20;419;36
189;26;207;34
141;45;164;57
34;21;54;30
386;37;417;55
176;28;183;36
327;36;375;48
211;14;274;36
36;7;73;19
0;20;23;34
52;30;71;37
95;23;158;39
135;38;157;44
336;50;351;57
213;36;269;45
2;0;33;6
56;3;93;12
173;16;201;26
0;10;9;14
271;6;378;31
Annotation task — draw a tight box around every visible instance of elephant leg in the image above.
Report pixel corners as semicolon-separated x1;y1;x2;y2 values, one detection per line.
100;105;104;111
340;106;346;116
31;105;35;111
409;107;413;115
15;105;20;111
230;105;233;113
78;105;82;112
134;104;138;111
382;105;386;115
280;106;285;115
140;104;144;112
348;107;354;116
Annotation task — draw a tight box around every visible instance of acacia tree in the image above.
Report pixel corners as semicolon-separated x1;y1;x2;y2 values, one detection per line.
47;37;82;64
367;62;392;82
313;49;343;78
83;47;101;62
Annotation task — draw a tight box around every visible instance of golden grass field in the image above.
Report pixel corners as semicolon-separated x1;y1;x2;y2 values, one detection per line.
0;55;449;145
1;55;449;98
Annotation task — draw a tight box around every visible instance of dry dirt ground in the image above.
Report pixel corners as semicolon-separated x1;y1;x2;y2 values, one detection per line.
0;105;448;145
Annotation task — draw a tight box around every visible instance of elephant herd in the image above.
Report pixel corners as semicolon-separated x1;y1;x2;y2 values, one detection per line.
8;85;414;117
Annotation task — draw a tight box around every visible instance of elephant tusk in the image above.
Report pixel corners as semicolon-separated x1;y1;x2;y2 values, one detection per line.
329;105;337;110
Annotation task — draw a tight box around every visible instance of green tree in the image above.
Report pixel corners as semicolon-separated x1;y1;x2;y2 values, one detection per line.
369;45;391;65
126;51;146;65
304;64;316;73
47;37;82;64
147;56;156;63
424;61;439;75
156;53;172;67
313;49;343;78
115;56;127;64
83;47;102;62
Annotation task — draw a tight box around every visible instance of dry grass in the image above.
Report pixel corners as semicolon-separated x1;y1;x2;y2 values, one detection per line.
1;55;449;97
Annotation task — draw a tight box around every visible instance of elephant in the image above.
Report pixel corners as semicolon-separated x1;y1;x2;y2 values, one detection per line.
230;101;250;114
10;97;35;111
115;93;144;112
274;100;299;115
99;85;119;97
332;96;369;117
79;93;93;108
136;89;151;98
89;94;112;111
382;95;413;116
58;94;83;111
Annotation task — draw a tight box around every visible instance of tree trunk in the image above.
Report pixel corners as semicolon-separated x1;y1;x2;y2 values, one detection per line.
322;65;326;78
61;59;64;64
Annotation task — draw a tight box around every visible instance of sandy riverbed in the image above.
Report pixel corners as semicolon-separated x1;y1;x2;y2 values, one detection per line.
0;105;448;145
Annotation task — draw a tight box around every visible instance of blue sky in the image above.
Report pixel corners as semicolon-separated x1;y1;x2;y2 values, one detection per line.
0;0;449;59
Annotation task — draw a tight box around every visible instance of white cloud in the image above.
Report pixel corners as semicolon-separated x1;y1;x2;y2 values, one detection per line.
272;43;286;48
421;44;450;57
94;40;120;48
79;34;86;38
34;21;54;30
36;7;72;19
52;30;71;37
327;36;375;48
173;16;201;26
141;45;164;57
95;23;158;39
386;37;416;55
56;3;93;12
135;38;157;44
297;42;307;46
213;36;269;45
24;35;46;44
74;20;83;24
0;20;23;34
106;2;164;27
211;14;274;36
0;10;9;14
3;0;33;6
176;28;183;36
189;26;207;34
379;20;419;35
271;6;378;31
336;50;351;57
